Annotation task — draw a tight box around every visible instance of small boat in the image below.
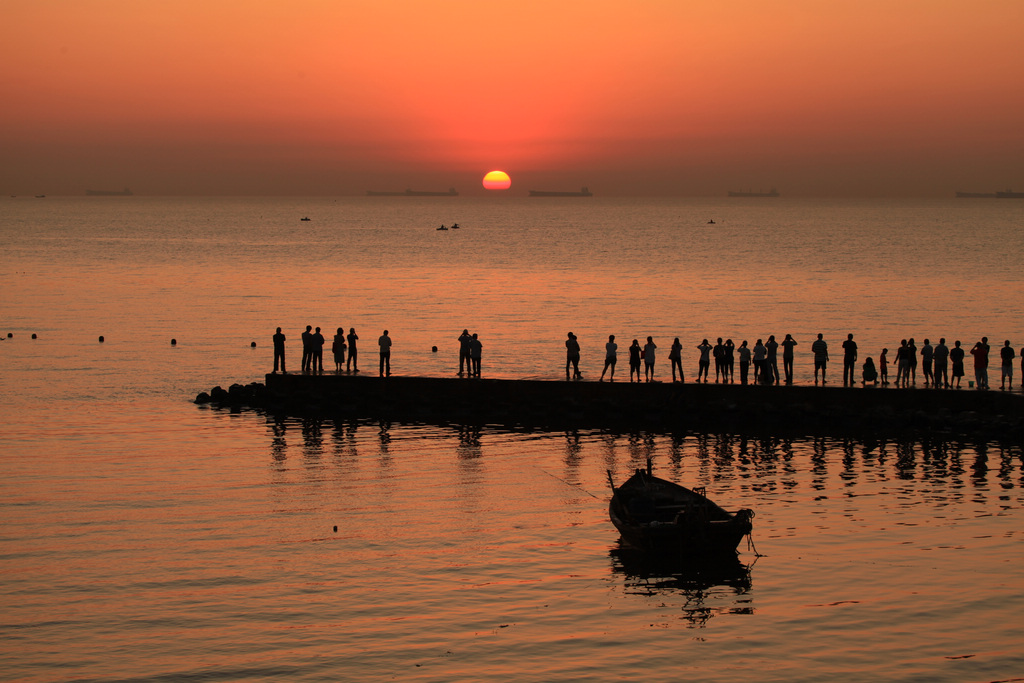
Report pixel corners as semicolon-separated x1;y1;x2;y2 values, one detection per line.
300;217;311;221
608;460;753;555
436;224;449;230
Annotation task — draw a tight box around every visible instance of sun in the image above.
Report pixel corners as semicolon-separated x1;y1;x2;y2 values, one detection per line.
482;170;511;190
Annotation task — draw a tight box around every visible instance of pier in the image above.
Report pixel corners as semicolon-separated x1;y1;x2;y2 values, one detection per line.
195;374;1024;443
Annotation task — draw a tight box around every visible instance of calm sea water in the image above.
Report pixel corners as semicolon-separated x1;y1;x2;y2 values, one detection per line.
2;196;1023;681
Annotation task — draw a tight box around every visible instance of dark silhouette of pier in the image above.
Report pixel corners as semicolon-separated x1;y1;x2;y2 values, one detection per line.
194;373;1024;444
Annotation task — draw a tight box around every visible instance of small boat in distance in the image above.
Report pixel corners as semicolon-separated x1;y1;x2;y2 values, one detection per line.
529;187;593;197
728;188;779;197
608;460;753;555
367;188;458;197
86;188;133;196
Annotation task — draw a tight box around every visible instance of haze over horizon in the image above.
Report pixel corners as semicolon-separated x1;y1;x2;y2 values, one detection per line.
2;1;1022;197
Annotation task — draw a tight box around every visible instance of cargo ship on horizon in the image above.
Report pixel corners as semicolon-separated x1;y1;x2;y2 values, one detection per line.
956;189;1023;198
728;188;779;197
528;187;592;197
367;188;458;197
86;187;133;196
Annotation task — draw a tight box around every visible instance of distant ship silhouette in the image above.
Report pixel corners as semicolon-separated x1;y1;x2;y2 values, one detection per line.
367;188;458;197
728;188;779;197
956;189;1023;198
528;186;592;197
86;187;133;196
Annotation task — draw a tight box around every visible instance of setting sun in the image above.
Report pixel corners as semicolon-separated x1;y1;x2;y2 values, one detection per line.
482;170;511;191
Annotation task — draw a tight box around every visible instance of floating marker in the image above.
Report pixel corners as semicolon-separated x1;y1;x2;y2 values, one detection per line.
431;346;438;352
171;339;177;346
31;333;37;339
98;335;104;342
251;341;257;348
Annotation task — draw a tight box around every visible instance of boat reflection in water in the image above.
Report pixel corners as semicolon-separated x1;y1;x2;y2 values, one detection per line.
610;546;755;628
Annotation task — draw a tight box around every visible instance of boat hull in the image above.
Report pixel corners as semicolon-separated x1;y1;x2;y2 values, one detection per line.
608;469;752;555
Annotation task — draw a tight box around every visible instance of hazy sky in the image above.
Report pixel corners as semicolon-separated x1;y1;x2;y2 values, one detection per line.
2;0;1022;196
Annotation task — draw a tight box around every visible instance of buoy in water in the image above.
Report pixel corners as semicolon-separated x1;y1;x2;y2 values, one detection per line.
171;339;177;346
250;341;257;348
431;346;438;352
32;333;37;339
333;525;337;532
98;335;105;342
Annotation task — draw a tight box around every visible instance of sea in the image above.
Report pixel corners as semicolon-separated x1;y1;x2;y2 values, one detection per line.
1;195;1023;682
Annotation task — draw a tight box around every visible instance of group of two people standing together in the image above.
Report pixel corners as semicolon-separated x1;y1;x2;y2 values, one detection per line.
457;329;483;377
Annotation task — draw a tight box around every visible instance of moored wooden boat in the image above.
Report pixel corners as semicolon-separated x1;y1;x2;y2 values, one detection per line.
608;461;753;555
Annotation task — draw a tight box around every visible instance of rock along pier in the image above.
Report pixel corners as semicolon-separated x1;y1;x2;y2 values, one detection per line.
194;373;1024;443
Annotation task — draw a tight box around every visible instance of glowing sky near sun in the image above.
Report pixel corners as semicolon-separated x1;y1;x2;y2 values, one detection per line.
1;0;1022;196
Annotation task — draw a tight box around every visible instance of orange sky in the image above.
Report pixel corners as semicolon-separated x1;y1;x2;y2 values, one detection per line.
2;0;1022;196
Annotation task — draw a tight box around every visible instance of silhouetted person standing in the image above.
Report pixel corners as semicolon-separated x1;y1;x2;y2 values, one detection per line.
600;334;618;381
458;329;472;376
333;327;346;372
766;334;780;383
933;338;949;388
312;326;325;373
921;339;934;387
629;339;642;382
999;340;1014;390
669;337;684;382
950;340;965;388
894;340;908;387
738;340;751;384
724;339;735;383
782;334;797;383
907;338;918;384
811;333;829;384
346;327;359;372
378;330;392;376
273;327;286;373
842;333;857;386
565;332;581;380
697;339;712;382
713;338;725;382
752;339;767;382
469;333;482;377
644;336;658;382
879;348;889;385
970;337;989;389
301;325;313;373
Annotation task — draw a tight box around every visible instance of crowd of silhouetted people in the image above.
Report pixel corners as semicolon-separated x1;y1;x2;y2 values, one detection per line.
272;327;1021;390
273;325;394;377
